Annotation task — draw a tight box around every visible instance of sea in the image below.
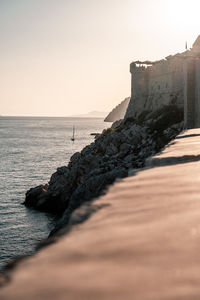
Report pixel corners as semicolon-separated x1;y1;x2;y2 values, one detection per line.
0;116;110;269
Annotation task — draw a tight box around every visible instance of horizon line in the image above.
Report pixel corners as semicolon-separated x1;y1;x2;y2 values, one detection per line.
0;115;106;118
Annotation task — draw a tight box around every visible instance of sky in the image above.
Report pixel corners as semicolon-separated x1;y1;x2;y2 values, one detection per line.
1;0;200;116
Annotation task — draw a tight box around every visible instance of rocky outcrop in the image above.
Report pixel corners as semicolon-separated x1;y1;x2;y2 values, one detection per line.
104;97;130;122
3;129;200;299
24;105;184;233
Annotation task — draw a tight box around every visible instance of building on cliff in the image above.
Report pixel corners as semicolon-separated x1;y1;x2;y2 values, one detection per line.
125;35;200;129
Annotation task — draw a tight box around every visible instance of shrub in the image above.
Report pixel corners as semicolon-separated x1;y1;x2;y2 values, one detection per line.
148;105;183;134
101;127;114;136
136;110;151;125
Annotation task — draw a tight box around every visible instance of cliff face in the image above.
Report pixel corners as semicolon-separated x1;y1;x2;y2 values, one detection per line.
104;97;130;122
24;105;183;234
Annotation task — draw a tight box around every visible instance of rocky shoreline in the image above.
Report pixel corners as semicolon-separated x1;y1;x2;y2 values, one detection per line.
24;105;184;234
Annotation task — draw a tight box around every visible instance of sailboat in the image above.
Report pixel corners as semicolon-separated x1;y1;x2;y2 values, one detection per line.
71;125;75;141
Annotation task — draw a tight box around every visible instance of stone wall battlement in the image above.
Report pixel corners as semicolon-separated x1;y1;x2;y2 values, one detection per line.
125;35;200;128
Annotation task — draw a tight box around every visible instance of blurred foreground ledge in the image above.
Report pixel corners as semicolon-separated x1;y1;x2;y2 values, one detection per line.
1;129;200;299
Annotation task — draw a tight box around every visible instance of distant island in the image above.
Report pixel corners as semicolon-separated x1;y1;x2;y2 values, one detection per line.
70;111;108;118
70;97;131;121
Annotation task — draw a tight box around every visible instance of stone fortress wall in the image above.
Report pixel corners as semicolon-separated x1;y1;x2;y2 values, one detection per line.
125;35;200;129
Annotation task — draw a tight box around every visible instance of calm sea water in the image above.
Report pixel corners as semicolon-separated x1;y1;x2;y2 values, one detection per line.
0;116;109;269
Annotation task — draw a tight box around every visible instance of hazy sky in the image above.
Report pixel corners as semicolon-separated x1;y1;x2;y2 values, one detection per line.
1;0;200;116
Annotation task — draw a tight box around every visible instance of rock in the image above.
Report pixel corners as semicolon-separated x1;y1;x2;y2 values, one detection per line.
119;143;133;154
110;132;127;147
48;169;69;193
88;167;105;177
24;185;48;207
81;153;94;164
105;143;118;156
81;145;92;156
70;152;81;164
56;166;68;175
24;105;184;231
124;154;137;163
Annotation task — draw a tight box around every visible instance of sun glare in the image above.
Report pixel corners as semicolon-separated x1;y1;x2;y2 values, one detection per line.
166;0;199;32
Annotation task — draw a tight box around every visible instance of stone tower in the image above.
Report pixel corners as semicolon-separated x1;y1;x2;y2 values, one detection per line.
183;36;200;128
125;62;149;119
125;35;200;129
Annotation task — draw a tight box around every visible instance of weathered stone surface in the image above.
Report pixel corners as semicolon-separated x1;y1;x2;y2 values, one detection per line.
2;129;200;299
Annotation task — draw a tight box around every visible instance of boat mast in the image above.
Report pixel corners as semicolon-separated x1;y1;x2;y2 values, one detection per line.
71;125;75;141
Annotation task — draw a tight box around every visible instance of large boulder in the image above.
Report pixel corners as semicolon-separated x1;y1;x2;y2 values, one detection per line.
25;185;48;207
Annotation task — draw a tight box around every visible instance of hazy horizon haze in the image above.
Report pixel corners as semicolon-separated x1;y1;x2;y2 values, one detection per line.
1;0;200;116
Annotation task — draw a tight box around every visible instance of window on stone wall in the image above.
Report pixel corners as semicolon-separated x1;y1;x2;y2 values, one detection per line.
166;83;168;88
158;85;160;90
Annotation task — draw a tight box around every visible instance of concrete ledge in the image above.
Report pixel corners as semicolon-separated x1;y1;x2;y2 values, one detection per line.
1;129;200;299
